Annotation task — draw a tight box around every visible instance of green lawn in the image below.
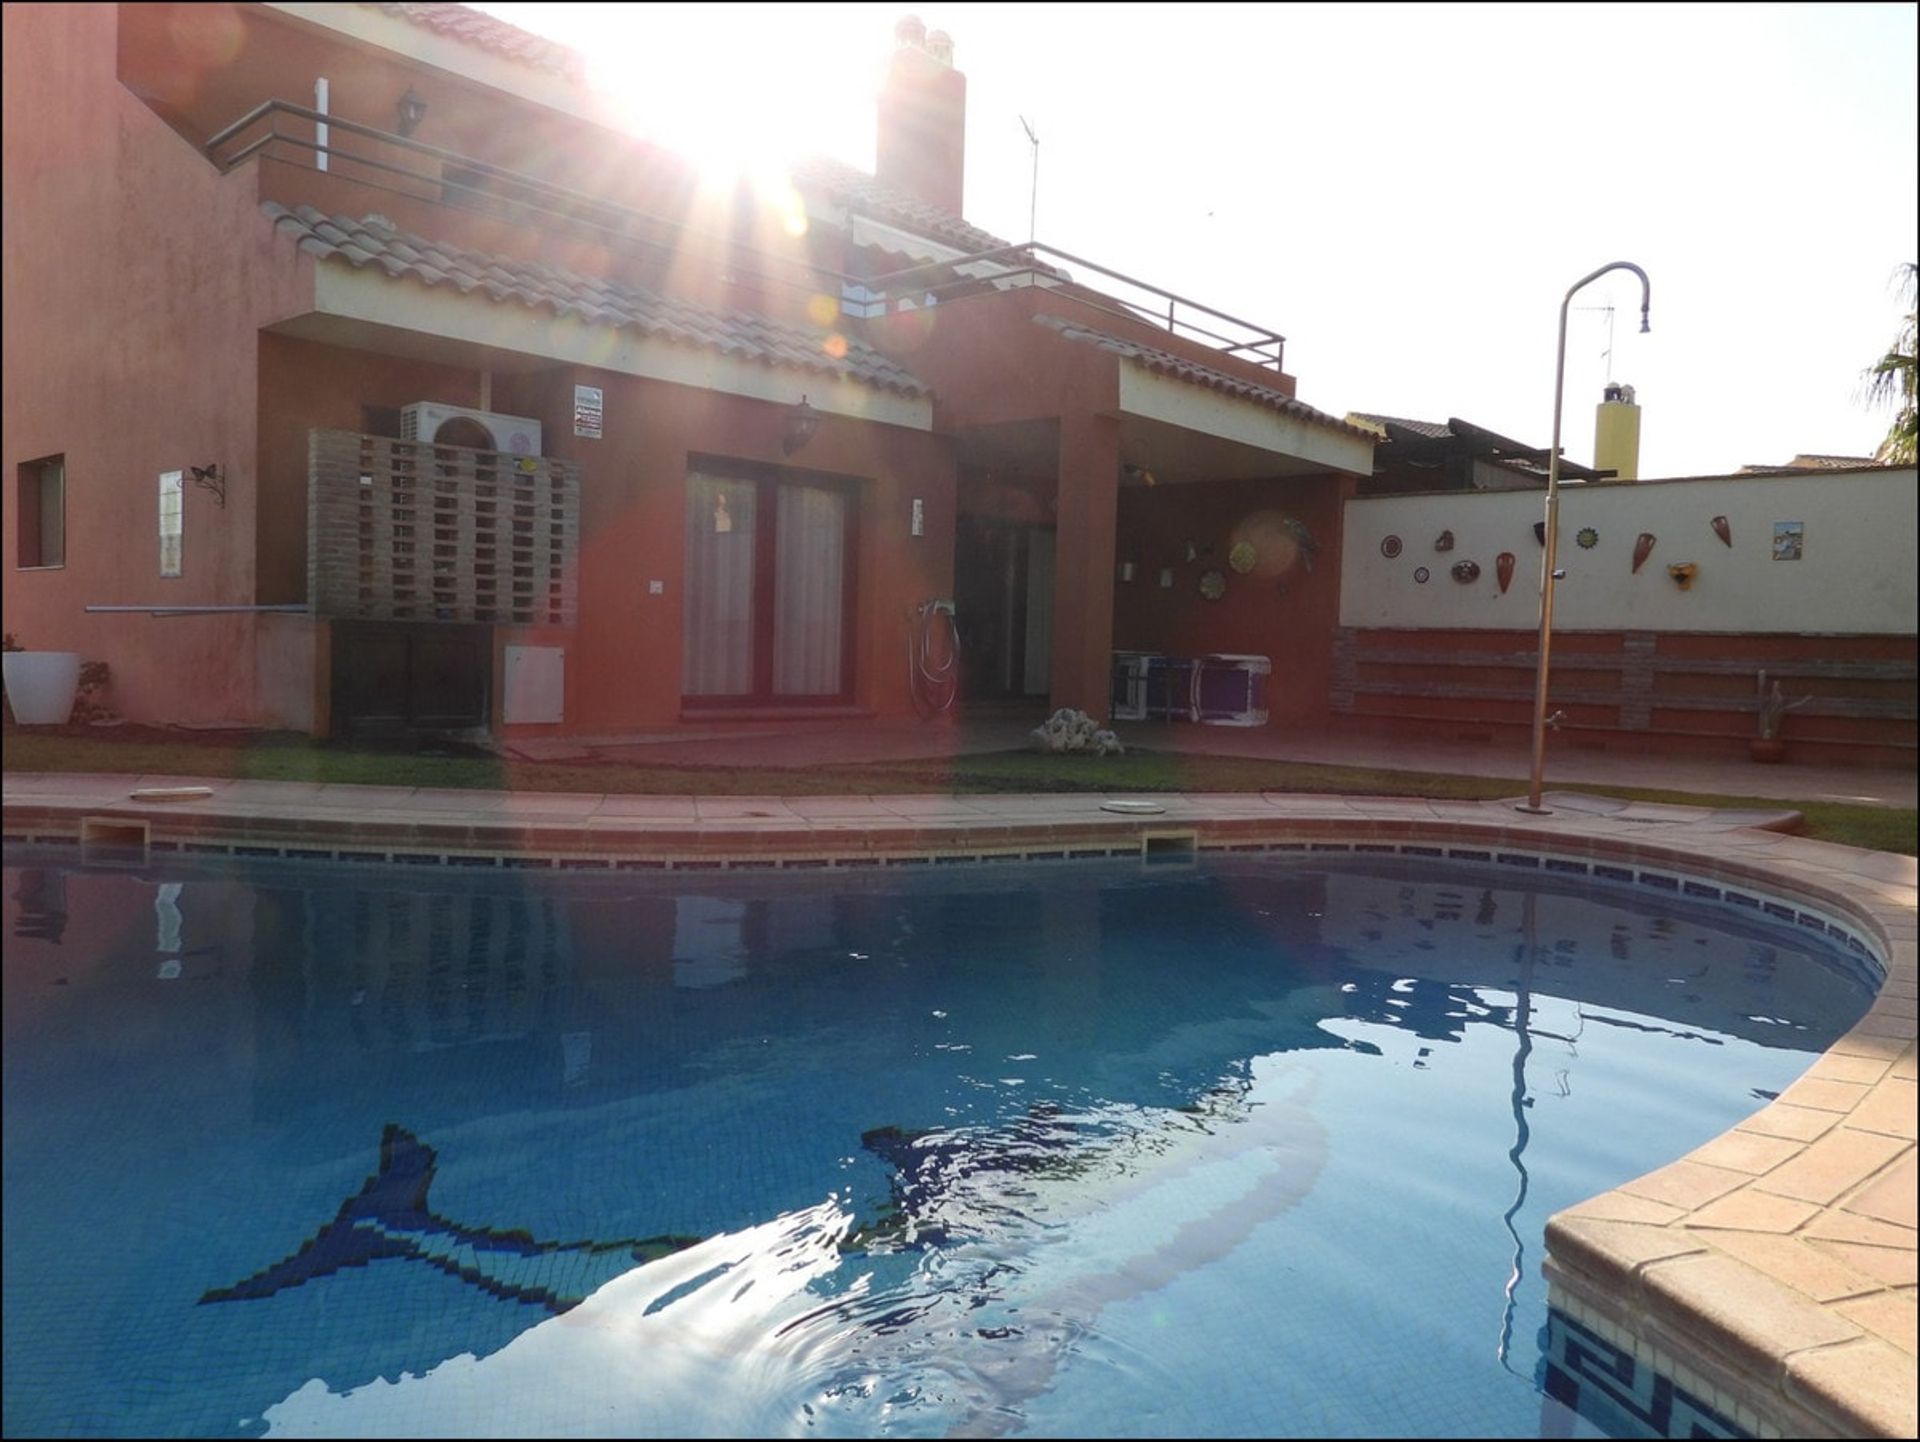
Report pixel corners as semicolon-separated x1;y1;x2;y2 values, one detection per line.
5;728;1914;855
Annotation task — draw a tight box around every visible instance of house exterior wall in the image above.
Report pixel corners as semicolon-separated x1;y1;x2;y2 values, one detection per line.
484;367;955;733
2;2;314;725
1114;475;1352;726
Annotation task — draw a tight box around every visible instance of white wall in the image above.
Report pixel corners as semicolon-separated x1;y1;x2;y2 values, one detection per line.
1339;469;1917;633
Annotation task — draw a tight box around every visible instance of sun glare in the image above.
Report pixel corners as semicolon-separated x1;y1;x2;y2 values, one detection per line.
571;8;863;197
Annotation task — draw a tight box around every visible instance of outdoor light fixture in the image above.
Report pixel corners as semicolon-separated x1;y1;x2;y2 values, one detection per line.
783;395;821;456
1520;261;1652;815
396;88;428;137
188;463;226;508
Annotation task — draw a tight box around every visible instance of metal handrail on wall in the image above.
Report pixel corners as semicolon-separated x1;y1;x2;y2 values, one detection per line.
203;99;1287;372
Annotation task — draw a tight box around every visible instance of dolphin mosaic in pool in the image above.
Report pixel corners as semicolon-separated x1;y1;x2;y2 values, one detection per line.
204;1077;1271;1321
198;1124;703;1313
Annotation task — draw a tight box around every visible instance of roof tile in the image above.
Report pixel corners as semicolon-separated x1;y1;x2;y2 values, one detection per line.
1033;316;1373;440
791;156;1013;257
264;201;929;397
367;4;583;80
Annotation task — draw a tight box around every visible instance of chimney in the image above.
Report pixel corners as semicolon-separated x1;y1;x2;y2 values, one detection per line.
1594;381;1641;481
876;16;966;217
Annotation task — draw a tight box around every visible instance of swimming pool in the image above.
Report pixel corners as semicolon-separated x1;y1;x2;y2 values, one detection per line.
0;845;1877;1438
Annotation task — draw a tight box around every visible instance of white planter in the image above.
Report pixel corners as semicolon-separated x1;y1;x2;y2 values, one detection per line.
3;651;82;724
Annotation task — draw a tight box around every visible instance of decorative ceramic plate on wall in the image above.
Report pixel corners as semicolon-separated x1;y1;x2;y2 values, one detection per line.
1199;569;1227;601
1577;527;1599;549
1380;535;1403;559
1413;566;1430;584
1229;540;1257;574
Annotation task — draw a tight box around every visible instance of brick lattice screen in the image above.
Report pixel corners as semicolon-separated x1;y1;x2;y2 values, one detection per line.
309;429;580;626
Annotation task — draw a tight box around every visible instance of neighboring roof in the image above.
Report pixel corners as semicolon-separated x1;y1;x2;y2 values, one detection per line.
1035;316;1375;439
367;3;584;80
1347;412;1451;441
1352;412;1612;482
1738;453;1885;474
263;202;931;396
791;156;1013;258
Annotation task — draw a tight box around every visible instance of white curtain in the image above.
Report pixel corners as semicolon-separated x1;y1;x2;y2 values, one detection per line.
682;473;757;696
773;484;846;696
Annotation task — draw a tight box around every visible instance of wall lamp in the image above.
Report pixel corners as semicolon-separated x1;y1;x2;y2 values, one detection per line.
189;463;225;508
783;395;821;456
397;88;428;137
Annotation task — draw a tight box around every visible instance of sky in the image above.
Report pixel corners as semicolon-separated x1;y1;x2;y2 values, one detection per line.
475;2;1918;478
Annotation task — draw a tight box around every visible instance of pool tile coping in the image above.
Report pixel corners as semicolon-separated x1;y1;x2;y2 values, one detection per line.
3;774;1915;1438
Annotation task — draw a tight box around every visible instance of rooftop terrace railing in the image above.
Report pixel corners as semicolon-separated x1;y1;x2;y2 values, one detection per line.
861;244;1286;372
205;99;1285;373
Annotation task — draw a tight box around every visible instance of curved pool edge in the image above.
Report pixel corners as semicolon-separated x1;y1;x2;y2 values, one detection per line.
4;773;1915;1438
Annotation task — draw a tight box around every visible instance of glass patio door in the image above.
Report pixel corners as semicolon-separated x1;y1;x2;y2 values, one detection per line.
683;468;853;704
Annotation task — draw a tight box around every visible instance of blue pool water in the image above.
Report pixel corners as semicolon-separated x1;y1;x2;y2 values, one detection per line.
1;846;1877;1439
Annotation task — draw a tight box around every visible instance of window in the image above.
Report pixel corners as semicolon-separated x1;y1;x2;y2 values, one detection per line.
16;454;65;568
159;470;183;577
682;465;857;704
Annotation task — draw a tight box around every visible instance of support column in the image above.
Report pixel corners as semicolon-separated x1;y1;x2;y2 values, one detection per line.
1048;411;1120;719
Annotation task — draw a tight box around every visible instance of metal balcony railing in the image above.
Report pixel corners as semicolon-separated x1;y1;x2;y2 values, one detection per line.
862;244;1286;371
206;99;1285;373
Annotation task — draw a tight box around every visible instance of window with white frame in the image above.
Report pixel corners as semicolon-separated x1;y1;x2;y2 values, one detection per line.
159;470;183;576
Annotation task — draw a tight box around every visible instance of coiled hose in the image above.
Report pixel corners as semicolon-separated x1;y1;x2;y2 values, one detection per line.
908;601;959;718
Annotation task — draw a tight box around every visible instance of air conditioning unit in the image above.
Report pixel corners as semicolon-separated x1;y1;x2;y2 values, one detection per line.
400;402;542;457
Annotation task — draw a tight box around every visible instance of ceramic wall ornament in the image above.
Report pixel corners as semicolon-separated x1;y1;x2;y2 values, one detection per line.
1229;511;1319;578
1711;515;1732;548
1495;552;1516;594
1632;532;1656;573
1576;527;1599;550
1533;520;1547;547
1667;562;1698;591
1198;569;1227;601
1450;560;1481;584
1278;515;1320;573
1380;535;1403;559
1434;530;1455;552
1413;566;1430;584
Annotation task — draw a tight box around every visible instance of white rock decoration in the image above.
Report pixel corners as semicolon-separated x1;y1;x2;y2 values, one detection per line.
1028;708;1125;756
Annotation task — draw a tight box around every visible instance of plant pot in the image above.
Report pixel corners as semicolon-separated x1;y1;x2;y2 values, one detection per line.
2;651;82;725
1749;736;1787;764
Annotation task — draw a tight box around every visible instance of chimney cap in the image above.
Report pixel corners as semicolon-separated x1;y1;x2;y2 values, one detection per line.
1603;381;1637;405
894;14;927;47
924;29;953;63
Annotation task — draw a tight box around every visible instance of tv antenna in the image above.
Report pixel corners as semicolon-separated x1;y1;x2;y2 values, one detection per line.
1019;114;1039;244
1573;302;1617;381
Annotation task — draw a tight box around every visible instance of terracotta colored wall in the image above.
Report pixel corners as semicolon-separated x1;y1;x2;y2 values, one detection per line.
487;368;955;733
2;3;314;725
118;3;828;328
1113;475;1352;726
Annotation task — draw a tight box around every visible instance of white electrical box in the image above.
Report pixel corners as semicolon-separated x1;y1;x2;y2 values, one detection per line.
503;645;565;724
